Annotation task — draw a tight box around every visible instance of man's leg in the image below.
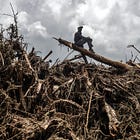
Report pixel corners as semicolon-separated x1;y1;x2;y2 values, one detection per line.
76;39;86;47
86;38;94;52
81;53;88;64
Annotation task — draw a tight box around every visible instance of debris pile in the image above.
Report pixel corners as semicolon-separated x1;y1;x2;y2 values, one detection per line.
0;23;140;140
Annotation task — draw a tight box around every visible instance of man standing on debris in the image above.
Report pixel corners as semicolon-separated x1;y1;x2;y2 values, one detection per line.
74;26;94;63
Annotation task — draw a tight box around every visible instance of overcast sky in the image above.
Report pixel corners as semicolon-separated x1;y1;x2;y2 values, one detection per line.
0;0;140;63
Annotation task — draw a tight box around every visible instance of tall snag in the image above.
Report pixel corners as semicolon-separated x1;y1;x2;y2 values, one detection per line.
53;38;133;71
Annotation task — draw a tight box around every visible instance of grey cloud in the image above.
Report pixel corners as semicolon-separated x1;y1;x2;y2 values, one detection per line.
125;0;140;17
0;0;140;62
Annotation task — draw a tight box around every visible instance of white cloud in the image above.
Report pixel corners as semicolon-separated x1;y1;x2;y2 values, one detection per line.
41;0;72;21
28;21;48;38
18;11;29;25
0;0;140;62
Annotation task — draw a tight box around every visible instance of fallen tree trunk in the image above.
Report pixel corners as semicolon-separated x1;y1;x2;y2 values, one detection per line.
54;38;133;71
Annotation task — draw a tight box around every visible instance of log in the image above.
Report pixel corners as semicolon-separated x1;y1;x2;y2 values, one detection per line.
53;38;132;71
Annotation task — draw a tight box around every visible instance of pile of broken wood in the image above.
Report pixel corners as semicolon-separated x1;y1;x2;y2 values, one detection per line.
0;23;140;140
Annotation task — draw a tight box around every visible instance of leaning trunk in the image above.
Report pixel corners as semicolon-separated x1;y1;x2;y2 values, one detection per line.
54;38;132;71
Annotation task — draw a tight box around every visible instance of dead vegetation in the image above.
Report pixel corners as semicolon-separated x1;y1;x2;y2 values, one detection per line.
0;15;140;139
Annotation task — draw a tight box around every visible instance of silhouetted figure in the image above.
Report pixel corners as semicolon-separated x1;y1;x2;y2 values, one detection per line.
74;26;94;63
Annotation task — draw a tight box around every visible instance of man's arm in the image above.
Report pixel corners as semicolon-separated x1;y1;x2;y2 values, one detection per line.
74;32;83;42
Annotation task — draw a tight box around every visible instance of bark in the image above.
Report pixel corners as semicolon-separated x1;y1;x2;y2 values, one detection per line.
54;38;133;71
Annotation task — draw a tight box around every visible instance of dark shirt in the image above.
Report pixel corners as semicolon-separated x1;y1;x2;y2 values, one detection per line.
74;31;83;43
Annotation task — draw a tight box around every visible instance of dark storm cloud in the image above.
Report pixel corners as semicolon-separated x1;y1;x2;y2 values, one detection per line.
0;0;140;62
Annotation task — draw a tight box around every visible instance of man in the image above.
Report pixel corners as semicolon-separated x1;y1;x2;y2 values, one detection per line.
74;26;94;51
74;26;94;63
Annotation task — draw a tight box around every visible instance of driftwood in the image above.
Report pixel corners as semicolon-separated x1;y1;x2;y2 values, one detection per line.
53;38;133;71
0;56;139;139
0;18;140;140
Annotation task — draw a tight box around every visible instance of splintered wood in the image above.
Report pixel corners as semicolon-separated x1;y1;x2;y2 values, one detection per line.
0;24;140;140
